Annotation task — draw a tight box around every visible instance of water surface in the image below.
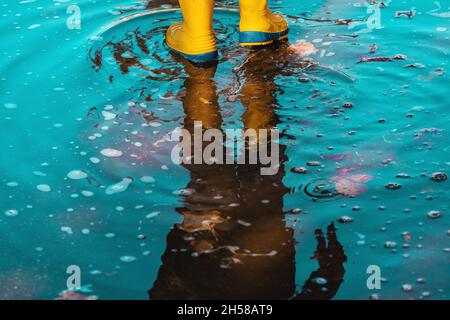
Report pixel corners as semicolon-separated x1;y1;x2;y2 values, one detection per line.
0;0;449;299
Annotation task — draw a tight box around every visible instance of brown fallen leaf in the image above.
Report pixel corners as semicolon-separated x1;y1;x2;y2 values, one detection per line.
288;41;318;56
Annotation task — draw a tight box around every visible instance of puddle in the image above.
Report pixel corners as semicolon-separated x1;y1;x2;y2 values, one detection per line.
0;0;449;299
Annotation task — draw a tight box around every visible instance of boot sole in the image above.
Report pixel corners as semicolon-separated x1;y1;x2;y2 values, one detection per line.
239;29;289;46
166;42;218;63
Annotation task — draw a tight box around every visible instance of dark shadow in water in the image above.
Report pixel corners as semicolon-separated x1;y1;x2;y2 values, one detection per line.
148;41;347;300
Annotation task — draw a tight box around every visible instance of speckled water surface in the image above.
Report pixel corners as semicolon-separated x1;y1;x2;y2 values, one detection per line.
0;0;449;300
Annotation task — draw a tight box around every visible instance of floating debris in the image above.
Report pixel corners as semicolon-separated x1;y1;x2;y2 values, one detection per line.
385;182;401;190
342;102;353;108
384;241;397;248
431;172;447;182
358;54;406;63
306;161;321;167
395;10;415;19
427;210;442;219
338;216;354;223
393;54;407;60
358;56;392;63
401;284;413;292
291;166;307;174
288;41;317;56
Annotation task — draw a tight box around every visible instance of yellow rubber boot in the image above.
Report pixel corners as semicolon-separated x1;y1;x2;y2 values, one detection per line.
238;0;289;46
166;0;218;63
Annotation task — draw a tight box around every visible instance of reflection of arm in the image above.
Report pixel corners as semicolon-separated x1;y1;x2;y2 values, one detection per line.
294;223;347;300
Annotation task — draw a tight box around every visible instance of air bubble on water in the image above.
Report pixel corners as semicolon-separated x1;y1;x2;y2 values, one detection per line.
140;176;155;183
105;233;115;238
4;103;18;109
89;157;100;164
33;171;47;177
120;255;136;263
402;284;413;292
67;170;88;180
6;181;18;187
81;228;90;234
102;111;116;121
36;184;51;192
90;270;102;276
61;226;73;235
101;148;123;157
173;188;194;196
4;209;18;217
105;177;133;195
146;211;160;219
312;277;327;285
81;190;94;197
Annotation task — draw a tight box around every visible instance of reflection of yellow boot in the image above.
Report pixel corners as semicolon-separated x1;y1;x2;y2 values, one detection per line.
239;0;289;46
166;0;218;63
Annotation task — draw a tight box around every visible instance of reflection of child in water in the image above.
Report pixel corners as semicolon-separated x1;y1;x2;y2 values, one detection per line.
149;41;347;299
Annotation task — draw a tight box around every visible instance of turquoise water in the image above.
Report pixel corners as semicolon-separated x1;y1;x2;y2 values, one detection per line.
0;0;449;299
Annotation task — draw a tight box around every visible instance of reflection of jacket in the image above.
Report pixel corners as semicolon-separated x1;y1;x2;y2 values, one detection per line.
149;157;296;300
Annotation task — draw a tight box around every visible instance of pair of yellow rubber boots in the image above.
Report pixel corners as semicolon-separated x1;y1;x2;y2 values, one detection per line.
166;0;289;63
